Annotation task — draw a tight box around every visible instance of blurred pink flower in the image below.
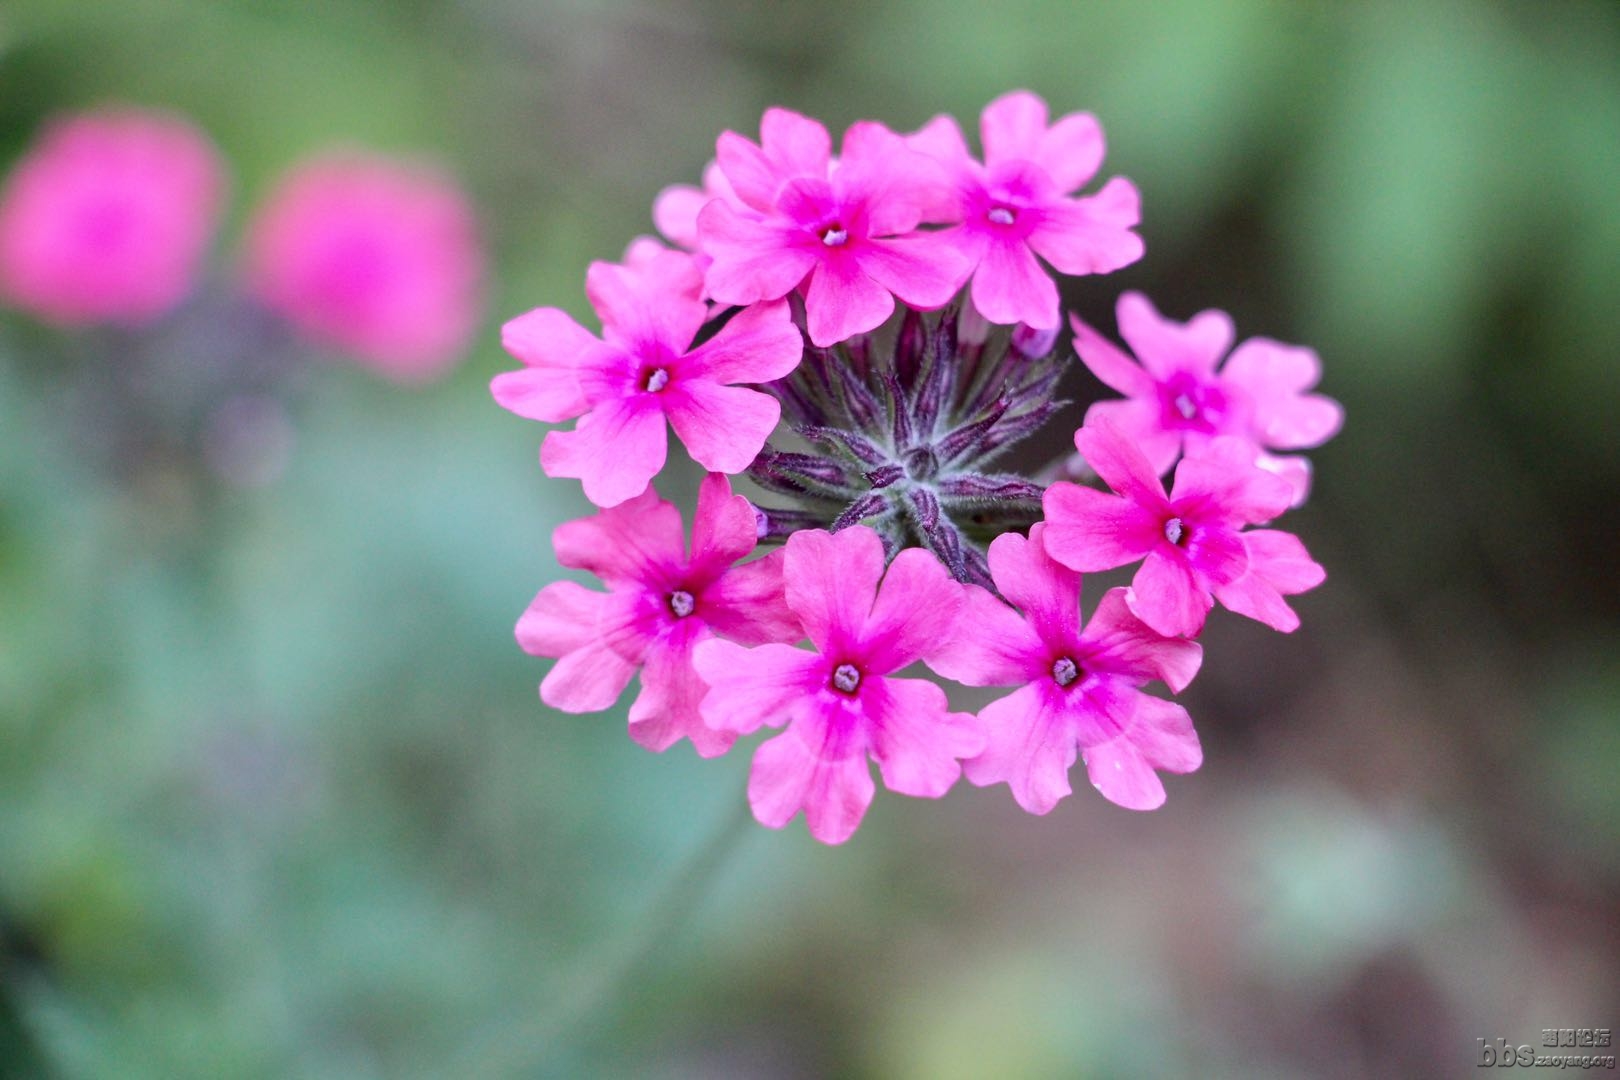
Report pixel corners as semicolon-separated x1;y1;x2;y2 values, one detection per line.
245;153;484;382
693;527;983;844
0;107;224;326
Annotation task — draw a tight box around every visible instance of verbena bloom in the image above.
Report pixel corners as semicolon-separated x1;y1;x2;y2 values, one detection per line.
908;90;1143;330
0;107;223;326
492;249;803;507
698;108;970;347
244;153;484;382
1075;291;1343;501
931;525;1203;812
515;475;798;757
1043;422;1308;638
692;527;983;844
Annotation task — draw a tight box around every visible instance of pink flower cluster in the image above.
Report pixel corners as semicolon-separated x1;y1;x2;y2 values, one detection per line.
0;107;484;383
495;92;1341;844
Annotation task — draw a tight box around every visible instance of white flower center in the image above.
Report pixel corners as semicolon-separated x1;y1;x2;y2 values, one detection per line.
1051;656;1079;688
821;226;848;247
1164;517;1185;545
668;590;695;618
644;367;671;393
988;206;1016;226
832;663;862;693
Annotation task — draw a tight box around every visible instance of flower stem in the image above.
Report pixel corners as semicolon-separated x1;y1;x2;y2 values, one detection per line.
464;796;757;1076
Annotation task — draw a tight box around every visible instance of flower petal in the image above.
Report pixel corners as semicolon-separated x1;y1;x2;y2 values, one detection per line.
698;200;816;307
629;625;735;758
783;527;885;654
551;485;685;584
968;234;1058;329
963;683;1077;815
1074;419;1170;507
1127;550;1212;638
867;676;983;798
747;726;875;845
1027;178;1143;275
586;256;706;353
541;397;668;509
1034;110;1104;193
1221;337;1344;450
1079;587;1203;693
800;251;895;347
702;549;802;645
1116;291;1233;381
1041;482;1160;573
693;639;823;736
1071;310;1153;397
664;380;781;474
689;472;759;574
1213;529;1325;633
682;297;803;384
860;546;966;672
980;90;1049;167
926;583;1042;687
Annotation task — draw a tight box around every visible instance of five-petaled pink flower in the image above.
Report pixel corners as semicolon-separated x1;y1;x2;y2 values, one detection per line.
1043;422;1316;638
931;524;1203;812
0;107;224;326
244;153;485;382
1075;292;1343;503
693;527;984;844
698;108;970;347
515;475;799;757
492;248;803;507
908;90;1143;331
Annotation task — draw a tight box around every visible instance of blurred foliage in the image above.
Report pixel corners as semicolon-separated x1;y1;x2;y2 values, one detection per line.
1;1;1617;1077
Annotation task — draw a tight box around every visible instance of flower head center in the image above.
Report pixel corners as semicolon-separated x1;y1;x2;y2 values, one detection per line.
643;367;671;393
831;663;862;694
1051;656;1080;688
987;206;1017;226
667;589;695;618
1164;517;1186;546
1173;392;1198;420
820;225;849;247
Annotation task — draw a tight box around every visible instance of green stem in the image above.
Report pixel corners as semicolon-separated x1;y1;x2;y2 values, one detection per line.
465;797;756;1077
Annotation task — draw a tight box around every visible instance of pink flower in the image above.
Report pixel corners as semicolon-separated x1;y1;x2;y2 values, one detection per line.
692;527;983;844
492;248;803;507
652;161;748;253
244;153;484;382
1075;292;1343;502
907;90;1142;330
0;108;223;326
1043;422;1314;638
697;108;971;347
931;524;1203;812
515;475;798;757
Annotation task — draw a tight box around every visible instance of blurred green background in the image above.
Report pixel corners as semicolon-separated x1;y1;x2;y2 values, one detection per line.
1;1;1617;1077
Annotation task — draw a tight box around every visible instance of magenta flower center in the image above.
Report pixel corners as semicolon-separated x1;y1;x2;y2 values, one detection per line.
667;589;695;618
1164;517;1186;546
987;206;1017;226
643;367;671;393
1158;372;1230;433
831;663;862;694
1051;656;1080;688
820;224;849;247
